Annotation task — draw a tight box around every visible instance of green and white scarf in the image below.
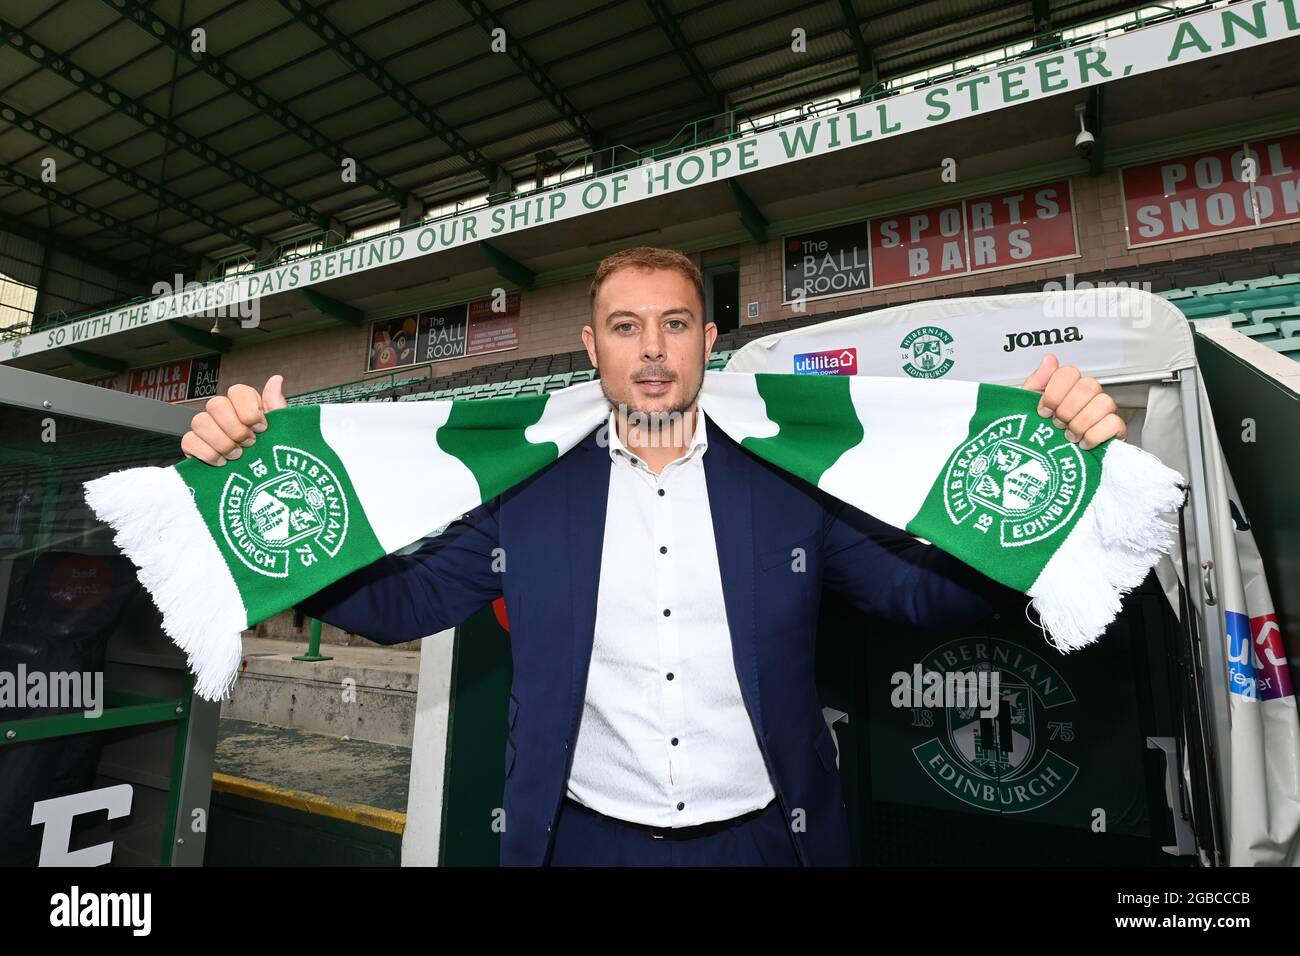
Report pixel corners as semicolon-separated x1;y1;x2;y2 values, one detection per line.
84;371;1183;701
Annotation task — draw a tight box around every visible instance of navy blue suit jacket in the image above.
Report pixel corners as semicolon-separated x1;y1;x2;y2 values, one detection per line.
298;420;1016;865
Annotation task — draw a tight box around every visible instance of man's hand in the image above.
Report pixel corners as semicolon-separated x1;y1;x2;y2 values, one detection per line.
181;374;287;465
1020;355;1126;451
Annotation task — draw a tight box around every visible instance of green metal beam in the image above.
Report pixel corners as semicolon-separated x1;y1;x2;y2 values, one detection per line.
0;16;330;231
0;101;264;251
302;288;364;326
1031;0;1060;48
1088;84;1106;177
168;320;232;352
643;0;724;114
106;0;407;211
836;0;875;84
0;213;154;284
1032;0;1052;31
726;181;767;243
455;0;601;151
1;692;184;746
274;0;500;185
478;241;535;290
0;166;198;267
63;346;127;373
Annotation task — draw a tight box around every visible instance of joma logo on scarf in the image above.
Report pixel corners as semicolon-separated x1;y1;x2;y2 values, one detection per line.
219;445;349;576
942;414;1085;547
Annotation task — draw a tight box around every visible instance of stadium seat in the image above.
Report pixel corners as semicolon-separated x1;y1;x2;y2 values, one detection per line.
1251;307;1300;327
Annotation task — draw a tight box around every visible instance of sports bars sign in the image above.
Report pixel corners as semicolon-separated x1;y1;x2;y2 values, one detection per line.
1121;131;1300;248
368;292;521;372
784;180;1078;302
7;2;1297;359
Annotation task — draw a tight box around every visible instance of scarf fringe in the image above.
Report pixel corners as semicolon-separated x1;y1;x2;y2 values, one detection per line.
1028;439;1185;652
84;467;247;701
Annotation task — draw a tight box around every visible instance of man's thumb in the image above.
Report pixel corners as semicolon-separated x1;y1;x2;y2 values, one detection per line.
263;373;287;411
1020;354;1058;392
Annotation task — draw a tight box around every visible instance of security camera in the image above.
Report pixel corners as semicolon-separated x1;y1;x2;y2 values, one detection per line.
1073;104;1094;157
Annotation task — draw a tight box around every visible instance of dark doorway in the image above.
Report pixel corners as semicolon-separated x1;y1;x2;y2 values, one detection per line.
704;262;740;335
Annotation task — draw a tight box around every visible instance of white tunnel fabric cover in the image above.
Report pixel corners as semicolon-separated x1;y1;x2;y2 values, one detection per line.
725;287;1299;866
726;286;1196;383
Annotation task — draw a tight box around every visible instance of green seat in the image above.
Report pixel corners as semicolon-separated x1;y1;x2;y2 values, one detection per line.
1190;281;1249;296
1178;300;1230;318
569;369;595;383
1245;275;1292;289
1239;323;1277;338
544;373;573;391
494;380;523;397
516;377;546;396
1251;306;1300;324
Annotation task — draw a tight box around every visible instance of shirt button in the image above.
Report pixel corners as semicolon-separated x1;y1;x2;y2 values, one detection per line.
677;802;685;811
657;489;665;497
659;546;667;554
666;672;674;681
663;608;671;617
671;737;679;746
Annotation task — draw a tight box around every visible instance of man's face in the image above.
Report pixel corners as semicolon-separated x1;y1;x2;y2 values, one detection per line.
582;266;716;417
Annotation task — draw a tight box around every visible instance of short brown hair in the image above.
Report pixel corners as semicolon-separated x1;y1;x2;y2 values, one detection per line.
588;246;705;318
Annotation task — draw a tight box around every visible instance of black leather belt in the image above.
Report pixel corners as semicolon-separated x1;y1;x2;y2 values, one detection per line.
563;796;772;840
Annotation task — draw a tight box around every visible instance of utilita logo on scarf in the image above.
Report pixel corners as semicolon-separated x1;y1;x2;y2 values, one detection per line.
792;347;857;375
1227;611;1295;702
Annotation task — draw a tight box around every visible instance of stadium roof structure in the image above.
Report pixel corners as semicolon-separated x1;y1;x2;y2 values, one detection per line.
3;0;1300;377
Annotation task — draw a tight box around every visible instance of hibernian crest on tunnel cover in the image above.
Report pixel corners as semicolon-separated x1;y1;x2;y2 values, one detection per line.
219;445;349;577
941;413;1086;548
912;638;1079;814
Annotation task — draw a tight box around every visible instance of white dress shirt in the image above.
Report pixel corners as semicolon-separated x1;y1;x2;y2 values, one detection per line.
564;406;777;827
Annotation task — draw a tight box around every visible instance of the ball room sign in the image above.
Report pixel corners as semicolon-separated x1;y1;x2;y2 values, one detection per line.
368;292;521;372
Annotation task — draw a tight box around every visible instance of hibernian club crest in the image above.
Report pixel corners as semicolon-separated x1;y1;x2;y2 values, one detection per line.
942;413;1086;548
899;325;955;379
219;445;348;576
912;638;1079;814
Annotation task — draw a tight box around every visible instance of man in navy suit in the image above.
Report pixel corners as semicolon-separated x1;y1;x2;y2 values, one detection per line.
181;246;1127;866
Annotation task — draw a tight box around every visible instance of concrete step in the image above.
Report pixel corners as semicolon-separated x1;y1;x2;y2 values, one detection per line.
222;636;420;746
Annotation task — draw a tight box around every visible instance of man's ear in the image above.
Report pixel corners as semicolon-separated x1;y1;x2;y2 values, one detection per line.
704;320;718;356
581;324;598;370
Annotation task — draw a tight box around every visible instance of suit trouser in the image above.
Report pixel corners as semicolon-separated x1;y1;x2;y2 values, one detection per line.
546;796;801;866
